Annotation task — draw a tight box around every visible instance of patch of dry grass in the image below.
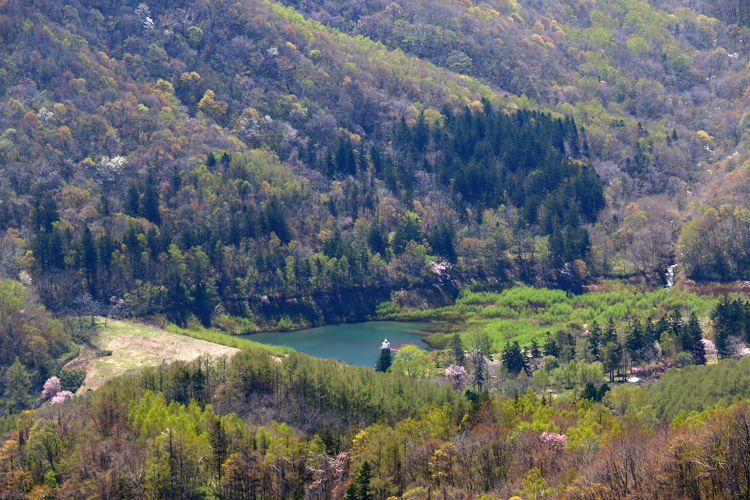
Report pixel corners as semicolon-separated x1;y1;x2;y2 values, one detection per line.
77;319;240;392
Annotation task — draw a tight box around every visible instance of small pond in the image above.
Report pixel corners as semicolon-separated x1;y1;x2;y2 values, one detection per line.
242;321;435;367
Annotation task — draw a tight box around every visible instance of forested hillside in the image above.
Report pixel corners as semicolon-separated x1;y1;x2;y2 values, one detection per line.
2;341;750;500
5;0;750;498
1;0;749;330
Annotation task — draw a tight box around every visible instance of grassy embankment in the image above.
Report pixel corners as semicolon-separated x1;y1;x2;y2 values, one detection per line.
78;319;295;392
377;281;724;350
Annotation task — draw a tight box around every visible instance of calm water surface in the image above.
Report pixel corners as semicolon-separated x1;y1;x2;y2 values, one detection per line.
242;321;434;367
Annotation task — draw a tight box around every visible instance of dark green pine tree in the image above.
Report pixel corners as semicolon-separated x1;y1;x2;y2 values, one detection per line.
366;223;388;256
356;461;373;500
414;112;429;151
473;350;486;393
450;334;465;365
263;197;292;244
344;483;358;500
625;319;643;362
501;341;527;376
643;317;656;348
140;171;161;225
543;332;559;357
605;318;617;343
596;383;610;402
375;348;392;372
602;341;623;383
80;226;98;282
209;419;229;480
655;315;669;338
125;182;141;217
686;311;706;365
668;310;683;337
191;279;218;327
530;339;541;358
580;382;597;402
588;321;602;359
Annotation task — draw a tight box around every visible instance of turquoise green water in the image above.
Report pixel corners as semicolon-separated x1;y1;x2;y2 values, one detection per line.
242;321;434;367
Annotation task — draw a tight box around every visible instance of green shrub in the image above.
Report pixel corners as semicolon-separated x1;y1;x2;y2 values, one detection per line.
423;332;449;349
59;367;86;393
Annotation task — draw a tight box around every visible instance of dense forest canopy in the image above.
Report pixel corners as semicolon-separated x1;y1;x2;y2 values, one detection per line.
3;0;750;498
1;0;750;330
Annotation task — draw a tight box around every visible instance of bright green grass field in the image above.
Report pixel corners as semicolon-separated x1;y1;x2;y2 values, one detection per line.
379;281;722;351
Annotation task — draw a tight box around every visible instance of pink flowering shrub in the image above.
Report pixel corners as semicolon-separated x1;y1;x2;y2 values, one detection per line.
42;377;61;399
538;432;567;454
327;451;349;478
738;347;750;357
50;390;73;404
631;360;671;379
702;338;718;358
445;364;466;389
429;261;452;286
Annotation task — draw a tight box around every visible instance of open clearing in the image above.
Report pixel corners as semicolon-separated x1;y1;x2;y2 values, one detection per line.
74;319;240;393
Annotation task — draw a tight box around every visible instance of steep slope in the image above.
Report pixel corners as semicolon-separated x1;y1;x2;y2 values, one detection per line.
282;0;750;279
0;0;608;328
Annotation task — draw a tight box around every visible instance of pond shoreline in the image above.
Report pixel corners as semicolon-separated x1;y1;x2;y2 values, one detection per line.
240;321;436;366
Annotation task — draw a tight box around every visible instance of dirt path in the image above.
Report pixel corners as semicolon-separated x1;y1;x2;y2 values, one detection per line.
74;320;240;393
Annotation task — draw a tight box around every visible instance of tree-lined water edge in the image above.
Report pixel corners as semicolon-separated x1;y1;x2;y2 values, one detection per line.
241;321;435;366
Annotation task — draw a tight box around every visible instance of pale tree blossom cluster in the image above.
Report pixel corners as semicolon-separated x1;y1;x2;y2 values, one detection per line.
538;432;567;454
239;114;272;139
429;261;451;286
308;451;348;495
444;364;466;389
42;377;75;405
38;107;53;122
18;271;32;286
135;3;155;31
239;115;297;149
96;156;126;185
326;452;348;478
110;296;126;310
51;391;74;404
631;360;671;379
42;377;61;399
701;338;718;358
738;347;750;357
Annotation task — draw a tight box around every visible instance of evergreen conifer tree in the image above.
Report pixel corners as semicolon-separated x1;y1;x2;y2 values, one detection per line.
356;461;373;500
543;332;559;357
450;334;465;365
4;358;31;413
530;339;541;358
375;348;392;372
501;341;527;376
686;311;706;365
588;321;601;359
473;350;486;393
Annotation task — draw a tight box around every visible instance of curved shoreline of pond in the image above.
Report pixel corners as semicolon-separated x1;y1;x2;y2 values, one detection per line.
241;321;436;367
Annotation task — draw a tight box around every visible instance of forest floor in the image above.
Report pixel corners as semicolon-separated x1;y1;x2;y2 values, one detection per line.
72;319;240;393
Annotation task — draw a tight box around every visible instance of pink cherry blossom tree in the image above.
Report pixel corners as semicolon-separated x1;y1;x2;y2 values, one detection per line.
42;377;61;399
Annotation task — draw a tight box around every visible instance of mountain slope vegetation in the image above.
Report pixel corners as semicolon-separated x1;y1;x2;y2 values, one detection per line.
3;1;750;498
0;0;610;329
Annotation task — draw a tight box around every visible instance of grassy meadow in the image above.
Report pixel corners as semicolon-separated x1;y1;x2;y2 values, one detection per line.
378;281;724;351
